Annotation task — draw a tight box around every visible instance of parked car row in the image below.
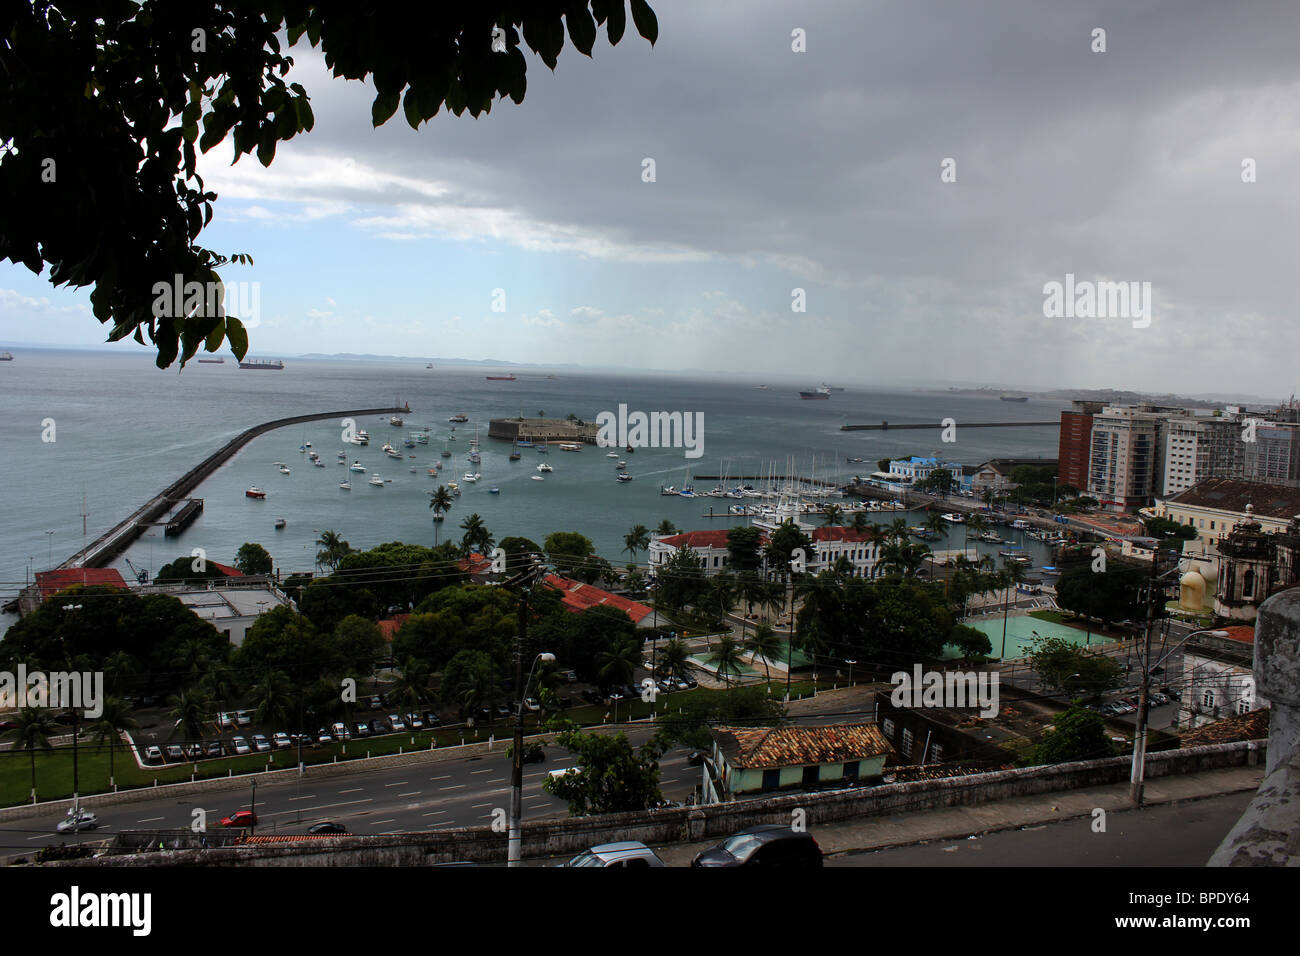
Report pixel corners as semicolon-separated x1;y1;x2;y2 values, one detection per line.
1087;691;1175;719
561;825;823;868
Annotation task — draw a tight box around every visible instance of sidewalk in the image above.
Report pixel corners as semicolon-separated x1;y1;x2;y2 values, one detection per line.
650;764;1263;865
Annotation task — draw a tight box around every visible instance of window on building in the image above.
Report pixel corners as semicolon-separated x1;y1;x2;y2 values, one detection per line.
843;761;860;780
930;743;944;763
882;718;895;738
801;765;819;787
762;768;781;790
1236;698;1250;715
901;728;914;757
1203;690;1216;710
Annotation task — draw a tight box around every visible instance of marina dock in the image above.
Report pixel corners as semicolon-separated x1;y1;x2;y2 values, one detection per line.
58;406;407;571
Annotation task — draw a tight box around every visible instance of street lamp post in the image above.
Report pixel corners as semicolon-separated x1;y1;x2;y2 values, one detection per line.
249;779;257;835
45;530;54;570
844;659;857;687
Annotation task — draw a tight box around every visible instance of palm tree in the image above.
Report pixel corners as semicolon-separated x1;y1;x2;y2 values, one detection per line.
166;688;211;745
848;511;873;535
657;638;690;681
458;513;494;557
429;485;454;545
171;635;211;680
197;662;238;716
744;623;781;683
820;503;844;527
655;519;678;536
735;572;766;641
760;579;785;626
389;657;432;714
249;669;294;730
706;571;738;626
597;638;640;692
315;529;353;571
889;517;910;541
709;635;745;686
4;708;57;799
623;524;651;563
90;697;139;786
102;650;138;697
925;511;947;538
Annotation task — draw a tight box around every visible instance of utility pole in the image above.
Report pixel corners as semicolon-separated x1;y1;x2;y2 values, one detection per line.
507;560;548;867
1130;545;1172;805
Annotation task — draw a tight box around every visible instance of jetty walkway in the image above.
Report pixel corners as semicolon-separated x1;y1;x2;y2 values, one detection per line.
59;407;406;571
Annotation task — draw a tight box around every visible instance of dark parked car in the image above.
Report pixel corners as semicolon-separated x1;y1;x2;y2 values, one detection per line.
692;824;823;868
687;751;705;766
353;722;371;738
423;711;441;727
370;717;390;734
309;821;348;834
205;741;224;759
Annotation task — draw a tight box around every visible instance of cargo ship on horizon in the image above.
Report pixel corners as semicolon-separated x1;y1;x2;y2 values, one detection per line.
239;358;284;370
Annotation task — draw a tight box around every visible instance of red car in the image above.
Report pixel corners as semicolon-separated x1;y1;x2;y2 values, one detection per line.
221;810;257;828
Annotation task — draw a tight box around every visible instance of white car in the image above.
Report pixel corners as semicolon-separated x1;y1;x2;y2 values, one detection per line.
523;698;540;712
144;745;163;763
547;767;581;782
231;736;251;755
252;734;271;752
272;732;292;749
388;715;407;732
56;809;99;833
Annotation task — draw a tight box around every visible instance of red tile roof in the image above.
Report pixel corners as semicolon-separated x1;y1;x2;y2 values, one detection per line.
1221;626;1255;645
1179;708;1269;747
543;574;653;623
458;552;494;576
210;562;244;578
34;568;127;599
377;614;410;642
656;529;734;550
712;723;892;769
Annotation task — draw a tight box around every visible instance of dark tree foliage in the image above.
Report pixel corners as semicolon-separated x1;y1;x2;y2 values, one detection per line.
153;554;230;585
394;584;515;673
725;526;763;575
0;586;226;695
544;725;664;816
0;1;657;366
234;542;273;576
654;545;708;613
1033;704;1114;765
1054;564;1146;626
655;686;786;750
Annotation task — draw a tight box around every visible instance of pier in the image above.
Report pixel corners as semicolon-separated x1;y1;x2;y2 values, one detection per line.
135;497;204;537
59;406;406;571
691;474;841;488
840;421;1058;431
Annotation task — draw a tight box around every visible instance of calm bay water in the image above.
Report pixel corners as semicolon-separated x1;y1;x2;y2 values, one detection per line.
0;348;1065;634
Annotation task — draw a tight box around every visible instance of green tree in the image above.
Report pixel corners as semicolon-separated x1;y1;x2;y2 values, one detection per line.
655;519;678;536
623;524;651;563
947;623;993;660
655;638;691;681
89;697;139;785
543;725;664;816
1033;704;1114;765
166;688;211;744
442;649;499;720
248;669;294;729
725;527;763;575
3;1;658;366
234;542;273;576
764;520;813;578
708;635;745;686
744;623;781;682
544;531;598;581
498;536;542;575
332;614;386;677
153;555;228;586
1028;636;1123;697
314;530;353;571
596;637;641;692
4;708;57;799
458;512;494;557
656;686;785;750
654;545;708;613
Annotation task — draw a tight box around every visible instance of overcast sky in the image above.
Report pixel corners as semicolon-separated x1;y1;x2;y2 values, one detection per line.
4;0;1300;396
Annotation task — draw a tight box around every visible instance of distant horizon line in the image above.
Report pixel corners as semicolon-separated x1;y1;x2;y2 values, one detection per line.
0;340;1283;406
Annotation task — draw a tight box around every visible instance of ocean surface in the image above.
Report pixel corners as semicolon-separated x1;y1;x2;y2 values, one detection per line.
0;349;1066;635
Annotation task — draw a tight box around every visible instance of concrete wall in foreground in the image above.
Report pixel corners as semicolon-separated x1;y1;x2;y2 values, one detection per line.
60;739;1265;867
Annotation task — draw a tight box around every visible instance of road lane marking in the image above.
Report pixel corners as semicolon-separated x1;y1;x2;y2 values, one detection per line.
470;769;492;774
367;819;396;826
383;781;410;787
471;803;493;809
486;777;507;783
421;810;450;817
338;788;363;794
429;774;451;781
288;794;317;801
398;791;421;797
439;784;466;791
137;816;164;823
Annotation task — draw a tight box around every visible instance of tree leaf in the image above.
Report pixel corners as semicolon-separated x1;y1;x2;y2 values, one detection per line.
630;0;658;45
226;316;248;360
566;3;597;56
371;90;400;126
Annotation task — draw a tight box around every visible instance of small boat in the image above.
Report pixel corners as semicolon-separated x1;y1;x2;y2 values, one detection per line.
625;444;634;453
940;512;965;523
606;451;619;458
558;442;582;452
616;460;627;468
441;449;452;458
313;459;326;468
339;480;351;491
448;414;469;423
463;473;480;483
660;485;677;496
537;462;553;473
369;475;385;486
278;465;291;475
617;473;633;482
337;451;347;460
431;511;444;521
246;487;266;499
350;461;366;472
390;416;405;427
516;439;533;448
274;517;287;529
509;451;521;461
489;487;500;495
531;475;545;481
356;430;369;445
979;531;1001;543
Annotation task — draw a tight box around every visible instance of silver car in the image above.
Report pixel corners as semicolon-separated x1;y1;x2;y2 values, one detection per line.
563;841;666;868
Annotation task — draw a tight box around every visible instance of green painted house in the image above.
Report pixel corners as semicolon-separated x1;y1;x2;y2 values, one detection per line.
703;723;893;803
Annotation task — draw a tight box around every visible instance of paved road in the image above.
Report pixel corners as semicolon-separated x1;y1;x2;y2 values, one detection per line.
0;736;703;860
832;791;1254;866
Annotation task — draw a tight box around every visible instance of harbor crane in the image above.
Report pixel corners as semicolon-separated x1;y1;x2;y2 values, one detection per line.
123;557;149;584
